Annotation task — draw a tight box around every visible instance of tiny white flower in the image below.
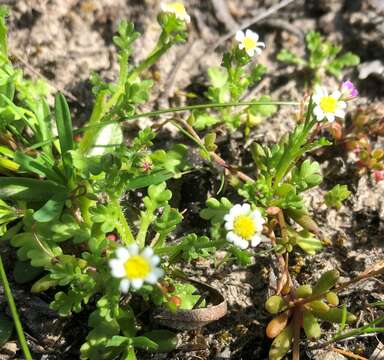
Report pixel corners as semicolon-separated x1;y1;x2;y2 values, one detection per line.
109;244;164;293
160;2;190;23
224;203;265;249
235;29;265;57
313;86;347;122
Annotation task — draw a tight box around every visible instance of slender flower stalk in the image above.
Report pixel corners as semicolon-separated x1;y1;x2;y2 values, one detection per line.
0;255;32;360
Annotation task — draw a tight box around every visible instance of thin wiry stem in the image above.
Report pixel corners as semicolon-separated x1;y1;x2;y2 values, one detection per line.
0;255;32;360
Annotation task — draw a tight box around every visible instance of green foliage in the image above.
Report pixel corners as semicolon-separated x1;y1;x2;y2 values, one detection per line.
277;30;360;82
265;269;356;357
325;184;351;209
170;283;205;310
0;7;367;360
194;46;268;131
292;159;322;192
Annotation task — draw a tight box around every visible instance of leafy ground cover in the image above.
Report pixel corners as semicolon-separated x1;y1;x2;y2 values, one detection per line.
0;1;383;359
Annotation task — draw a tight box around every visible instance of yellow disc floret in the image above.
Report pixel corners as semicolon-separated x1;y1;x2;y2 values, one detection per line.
319;96;337;113
233;215;256;240
243;37;256;52
168;2;186;15
124;256;150;279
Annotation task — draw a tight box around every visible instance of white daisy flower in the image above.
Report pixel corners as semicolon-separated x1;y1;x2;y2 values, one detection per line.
224;203;265;249
312;86;347;122
109;245;164;293
160;2;191;23
235;29;265;57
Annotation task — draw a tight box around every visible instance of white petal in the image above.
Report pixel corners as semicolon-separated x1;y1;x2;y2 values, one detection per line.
226;231;237;243
145;273;158;284
126;244;139;256
246;29;259;42
153;268;164;279
235;30;245;41
337;101;347;109
241;203;251;214
246;48;255;57
314;86;326;98
131;279;144;289
119;279;130;293
234;238;249;249
142;247;154;258
325;113;335;122
250;234;262;247
331;90;341;99
150;255;160;266
160;3;167;12
254;48;263;56
116;247;129;261
335;109;345;118
313;106;325;120
257;41;265;48
109;259;125;278
224;212;234;222
230;204;242;216
224;220;234;231
254;217;265;230
312;91;321;103
251;209;263;221
184;14;191;23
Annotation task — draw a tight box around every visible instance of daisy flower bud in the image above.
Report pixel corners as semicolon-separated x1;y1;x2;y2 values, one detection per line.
224;203;265;249
235;29;265;57
109;245;164;293
341;80;358;100
313;86;347;122
160;2;190;23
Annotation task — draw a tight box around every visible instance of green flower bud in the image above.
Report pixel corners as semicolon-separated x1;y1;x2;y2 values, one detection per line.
269;324;293;360
295;284;313;298
206;198;221;208
265;295;286;314
308;300;330;313
313;270;340;295
204;133;217;151
303;310;321;340
312;308;356;324
326;292;339;306
266;312;289;339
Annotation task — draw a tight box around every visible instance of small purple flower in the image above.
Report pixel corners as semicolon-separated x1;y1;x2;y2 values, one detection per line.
341;80;358;99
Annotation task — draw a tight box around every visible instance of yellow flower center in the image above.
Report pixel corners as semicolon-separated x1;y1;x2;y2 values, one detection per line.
233;215;256;240
169;3;186;15
243;37;256;51
124;256;150;279
319;96;337;113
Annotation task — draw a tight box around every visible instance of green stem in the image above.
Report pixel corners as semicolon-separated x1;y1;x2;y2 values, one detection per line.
320;315;384;348
76;101;300;137
28;100;299;151
112;198;135;245
155;239;227;257
136;210;152;249
79;49;129;154
0;255;32;360
127;41;172;82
